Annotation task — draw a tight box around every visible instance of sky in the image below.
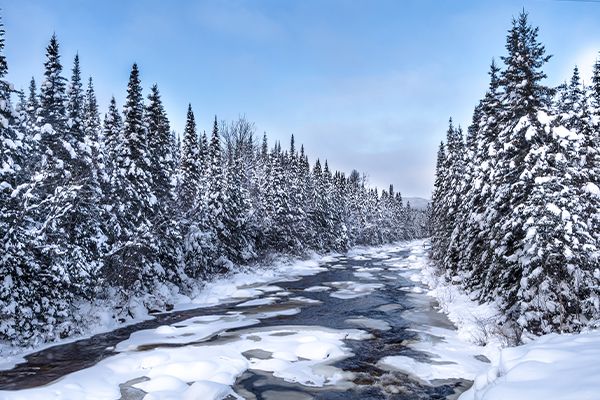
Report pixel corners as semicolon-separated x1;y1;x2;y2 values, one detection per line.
3;0;600;198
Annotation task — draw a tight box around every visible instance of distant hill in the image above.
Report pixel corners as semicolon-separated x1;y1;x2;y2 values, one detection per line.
404;197;430;210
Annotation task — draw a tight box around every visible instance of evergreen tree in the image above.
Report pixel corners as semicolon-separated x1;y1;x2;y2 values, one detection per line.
178;104;201;210
26;77;39;127
499;11;551;121
0;13;33;343
103;96;122;185
222;143;254;263
144;84;182;283
145;84;174;205
206;116;228;270
591;54;600;114
107;63;162;296
7;33;78;343
38;34;68;175
484;11;552;317
462;61;504;289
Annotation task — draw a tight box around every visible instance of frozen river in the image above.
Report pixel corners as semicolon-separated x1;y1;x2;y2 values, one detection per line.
0;240;486;400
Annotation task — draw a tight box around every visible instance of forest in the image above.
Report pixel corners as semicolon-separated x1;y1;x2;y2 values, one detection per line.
431;11;600;337
0;16;427;346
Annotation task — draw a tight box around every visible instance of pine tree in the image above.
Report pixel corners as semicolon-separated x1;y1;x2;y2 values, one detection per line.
170;130;180;169
253;132;271;251
0;13;34;343
180;112;213;279
26;77;39;127
266;147;299;251
499;11;551;121
145;84;174;205
103;96;122;184
206;116;228;270
222;143;254;263
6;33;79;343
107;63;162;296
178;104;201;210
38;34;68;175
83;77;106;201
59;54;105;299
591;54;600;115
143;84;182;284
461;60;504;288
484;11;552;315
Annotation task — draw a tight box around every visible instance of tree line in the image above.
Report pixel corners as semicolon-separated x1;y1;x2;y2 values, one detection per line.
431;11;600;337
0;16;427;345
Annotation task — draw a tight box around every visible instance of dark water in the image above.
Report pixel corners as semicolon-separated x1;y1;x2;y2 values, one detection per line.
0;243;473;399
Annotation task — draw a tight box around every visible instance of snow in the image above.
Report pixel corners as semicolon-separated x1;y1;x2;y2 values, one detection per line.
304;285;330;292
62;140;77;159
236;297;277;307
175;256;326;311
289;296;322;304
4;239;598;399
328;281;384;299
115;314;260;351
0;324;369;400
353;271;375;279
345;317;391;331
461;331;600;400
399;240;600;400
40;123;53;134
584;182;600;196
0;252;328;370
546;203;561;216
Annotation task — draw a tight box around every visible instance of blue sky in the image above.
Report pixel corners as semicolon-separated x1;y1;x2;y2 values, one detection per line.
3;0;600;198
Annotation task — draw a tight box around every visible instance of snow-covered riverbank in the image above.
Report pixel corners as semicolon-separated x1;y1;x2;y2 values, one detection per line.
410;240;600;400
0;252;331;371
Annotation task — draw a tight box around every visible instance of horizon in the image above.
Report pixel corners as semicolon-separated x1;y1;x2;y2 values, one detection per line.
3;0;600;197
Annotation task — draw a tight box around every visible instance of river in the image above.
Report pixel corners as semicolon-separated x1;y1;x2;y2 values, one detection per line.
0;240;482;400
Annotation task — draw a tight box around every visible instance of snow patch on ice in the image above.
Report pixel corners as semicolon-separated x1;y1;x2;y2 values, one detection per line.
328;281;384;299
0;325;370;400
304;285;330;293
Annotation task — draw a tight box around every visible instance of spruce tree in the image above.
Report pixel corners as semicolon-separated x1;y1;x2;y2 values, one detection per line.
107;63;162;296
0;13;33;343
178;104;201;211
9;33;77;343
103;96;122;184
462;60;504;289
145;84;174;205
206;116;228;270
591;54;600;115
222;143;254;262
484;11;552;315
38;34;68;174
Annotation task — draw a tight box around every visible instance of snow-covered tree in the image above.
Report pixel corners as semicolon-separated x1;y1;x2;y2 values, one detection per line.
106;63;162;296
